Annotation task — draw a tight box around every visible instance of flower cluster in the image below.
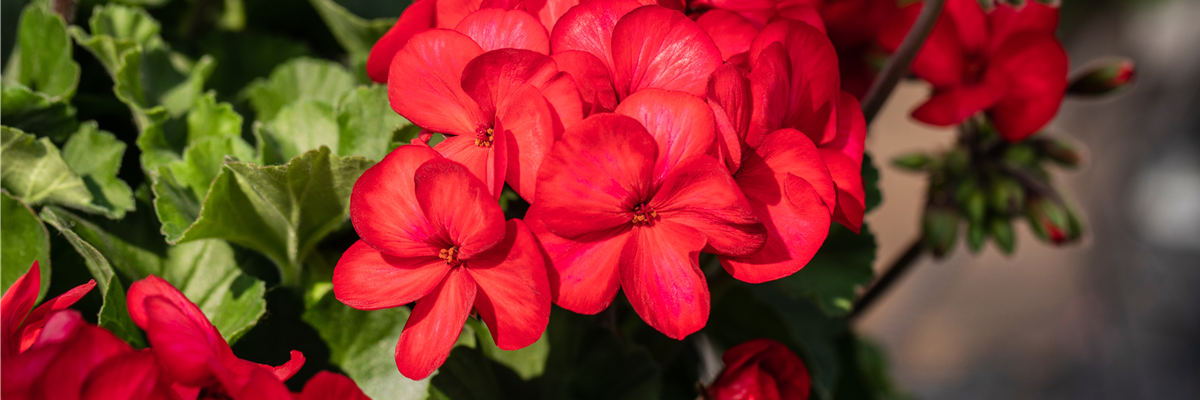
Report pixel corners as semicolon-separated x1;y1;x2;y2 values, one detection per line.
0;263;369;399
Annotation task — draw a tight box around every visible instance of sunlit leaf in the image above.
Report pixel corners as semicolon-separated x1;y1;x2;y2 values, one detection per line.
0;192;50;299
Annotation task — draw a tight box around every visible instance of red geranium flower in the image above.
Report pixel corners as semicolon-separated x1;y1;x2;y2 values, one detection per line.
528;106;764;339
127;275;305;399
335;145;550;379
388;10;583;201
1;261;95;360
708;339;811;400
879;0;1068;142
550;2;722;114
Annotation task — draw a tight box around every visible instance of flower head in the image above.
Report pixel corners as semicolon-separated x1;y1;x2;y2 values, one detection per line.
1;261;95;361
708;339;811;400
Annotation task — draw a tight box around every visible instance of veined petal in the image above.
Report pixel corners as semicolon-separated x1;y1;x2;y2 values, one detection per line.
349;145;443;258
748;20;840;145
1;261;42;359
526;212;626;314
550;0;644;70
747;42;791;148
722;172;830;282
389;29;487;136
436;0;485;29
620;221;709;339
615;89;718;180
552;50;618;114
498;85;557;201
395;268;477;380
414;158;508;260
524;0;581;31
986;33;1068;142
455;8;550;53
467;220;551;350
755;129;836;215
334;241;451;311
434;132;507;199
707;63;752;172
367;0;436;83
532;114;656;240
696;10;758;61
611;5;722;98
650;155;765;257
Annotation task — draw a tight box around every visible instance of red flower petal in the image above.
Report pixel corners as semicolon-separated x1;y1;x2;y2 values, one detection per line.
707;63;752;172
81;351;170;400
988;1;1060;55
756;129;837;215
823;93;868;232
986;33;1068;142
388;29;487;137
367;0;436;83
433;132;507;199
691;0;780;28
333;240;450;311
911;78;1008;127
349;145;444;258
223;364;294;400
945;0;989;54
414;158;508;260
498;85;553;201
465;49;584;132
141;296;226;386
297;371;370;400
878;2;965;88
650;155;766;257
455;8;550;53
712;339;810;400
467;220;551;350
36;323;133;400
436;0;485;29
2;261;42;359
526;213;627;314
723;172;831;282
747;42;791;148
395;268;477;380
696;10;758;62
532;114;656;240
17;278;96;354
748;20;840;145
524;0;580;31
550;0;643;70
611;5;722;98
1;310;83;397
615;89;718;180
620;221;709;339
775;3;827;34
269;350;306;382
552;50;618;114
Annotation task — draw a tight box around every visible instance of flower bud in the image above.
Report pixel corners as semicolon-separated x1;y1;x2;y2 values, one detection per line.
989;217;1015;254
923;206;959;258
988;178;1024;215
1067;58;1136;97
1025;197;1074;245
893;152;934;171
1035;138;1081;168
709;339;810;400
967;219;986;253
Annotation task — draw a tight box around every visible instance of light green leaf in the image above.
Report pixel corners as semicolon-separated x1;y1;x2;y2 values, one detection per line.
1;192;50;299
1;126;97;213
308;0;403;56
39;206;146;348
40;205;267;343
336;85;416;161
0;82;78;141
11;4;79;99
244;58;356;122
775;224;876;317
69;4;163;74
61;122;136;219
259;100;340;164
468;319;549;380
302;293;432;400
174;147;373;286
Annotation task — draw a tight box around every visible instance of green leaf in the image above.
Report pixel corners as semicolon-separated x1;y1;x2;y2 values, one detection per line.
538;310;662;400
302;293;432;400
336;85;416;161
244;58;356;122
468;319;550;380
10;4;79;99
0;192;50;299
863;152;882;213
69;4;163;74
61;122;136;219
198;31;311;101
259;99;340;164
1;126;96;213
174;147;373;286
775;224;876;317
39;205;268;343
0;82;78;141
39;206;146;348
308;0;403;56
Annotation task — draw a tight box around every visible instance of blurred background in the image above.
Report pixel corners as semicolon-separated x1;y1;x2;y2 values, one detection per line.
860;0;1200;399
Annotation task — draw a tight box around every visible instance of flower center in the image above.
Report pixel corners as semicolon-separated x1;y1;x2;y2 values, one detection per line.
474;123;494;147
438;246;461;265
631;203;658;226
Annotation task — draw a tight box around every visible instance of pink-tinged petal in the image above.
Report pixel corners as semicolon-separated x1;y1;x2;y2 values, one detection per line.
395;268;477;380
269;350;306;382
620;222;709;339
455;8;550;53
756;129;837;215
696;10;758;62
37;323;133;400
822;150;865;233
436;0;485;28
524;0;581;31
2;261;41;359
707;63;752;172
434;132;507;199
467;220;551;350
532;113;657;239
388;29;487;136
912;78;1008;127
615;89;718;180
350;145;443;258
17;279;96;354
650;155;765;256
367;0;436;83
987;1;1060;54
413;158;508;259
550;0;644;69
748;20;840;145
526;212;626;314
81;350;170;400
690;0;780;28
611;6;722;98
334;240;450;311
141;295;225;386
986;34;1068;142
552;50;618;114
774;3;826;34
722;172;831;282
297;371;370;400
747;42;791;148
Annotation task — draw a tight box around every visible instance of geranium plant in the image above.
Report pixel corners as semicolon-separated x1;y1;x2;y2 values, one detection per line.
0;0;1132;399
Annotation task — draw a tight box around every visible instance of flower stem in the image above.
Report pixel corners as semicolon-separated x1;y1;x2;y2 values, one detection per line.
848;238;925;321
860;0;947;125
